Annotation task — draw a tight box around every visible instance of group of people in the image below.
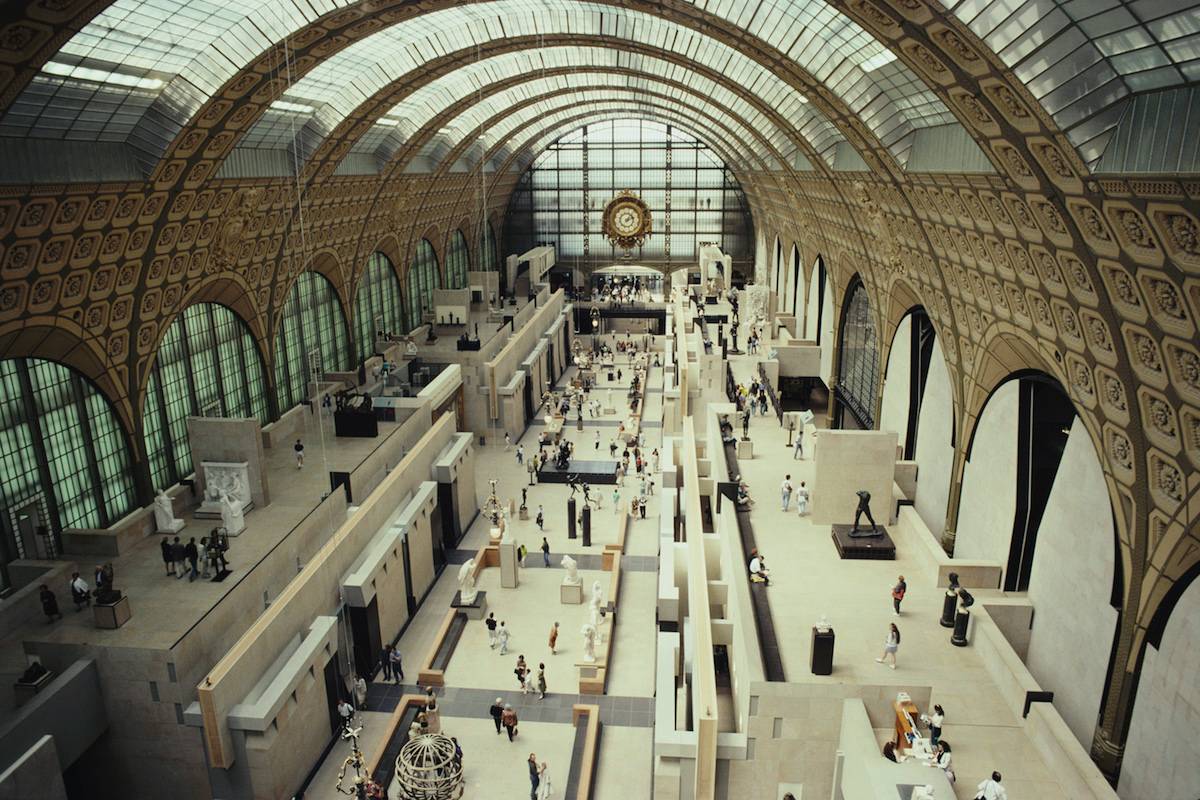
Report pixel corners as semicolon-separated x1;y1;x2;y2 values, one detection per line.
733;377;771;418
778;474;810;515
160;531;228;581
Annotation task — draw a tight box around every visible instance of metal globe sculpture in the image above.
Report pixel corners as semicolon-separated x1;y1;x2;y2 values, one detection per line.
394;733;463;799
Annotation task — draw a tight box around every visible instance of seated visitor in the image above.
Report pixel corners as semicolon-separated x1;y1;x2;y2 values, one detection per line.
736;481;753;507
748;552;769;585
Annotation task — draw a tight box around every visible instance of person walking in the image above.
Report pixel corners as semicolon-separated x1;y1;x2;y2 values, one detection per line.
594;431;600;451
974;771;1007;800
337;699;355;731
639;493;647;519
781;475;793;511
501;704;519;741
795;481;810;516
172;536;187;578
793;430;804;459
294;438;305;468
354;675;368;708
609;440;618;458
548;622;559;654
516;444;525;464
541;537;550;567
39;584;62;623
612;488;621;513
197;538;210;578
651;449;660;473
536;506;544;531
185;537;199;581
515;655;529;693
536;663;547;700
389;646;404;683
381;644;393;681
504;432;511;451
528;752;540;799
161;536;175;576
875;623;900;669
498;621;510;655
489;697;505;734
486;613;499;649
892;575;907;616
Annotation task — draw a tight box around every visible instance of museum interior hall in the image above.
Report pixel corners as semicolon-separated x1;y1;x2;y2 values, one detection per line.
0;1;1198;799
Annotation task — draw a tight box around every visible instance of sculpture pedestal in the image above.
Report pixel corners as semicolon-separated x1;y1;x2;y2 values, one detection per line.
451;590;487;620
489;527;503;546
560;582;583;604
567;498;577;540
499;542;519;588
581;506;592;547
94;595;131;629
736;438;753;459
156;519;185;535
951;609;971;647
519;507;529;520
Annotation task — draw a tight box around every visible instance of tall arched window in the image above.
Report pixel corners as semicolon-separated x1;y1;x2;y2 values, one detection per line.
406;240;439;331
482;222;499;272
445;230;470;289
143;303;269;490
0;358;136;561
835;277;880;429
354;253;405;364
275;271;351;411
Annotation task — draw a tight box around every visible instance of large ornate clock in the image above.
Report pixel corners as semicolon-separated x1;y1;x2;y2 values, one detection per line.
602;190;652;251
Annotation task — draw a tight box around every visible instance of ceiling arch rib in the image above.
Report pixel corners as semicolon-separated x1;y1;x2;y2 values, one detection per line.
0;0;967;175
402;84;787;177
238;11;839;163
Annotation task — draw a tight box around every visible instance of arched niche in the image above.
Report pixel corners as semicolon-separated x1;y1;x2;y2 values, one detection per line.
445;229;470;289
142;302;270;490
1120;568;1200;800
877;307;954;539
956;371;1118;753
804;255;834;387
274;271;352;413
353;252;406;365
788;243;804;320
406;239;440;331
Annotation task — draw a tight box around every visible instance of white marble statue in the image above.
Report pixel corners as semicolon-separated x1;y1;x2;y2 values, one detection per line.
458;559;478;604
153;491;184;534
590;580;603;607
744;284;769;323
219;490;246;535
560;554;581;585
588;581;605;631
581;623;598;663
198;461;252;519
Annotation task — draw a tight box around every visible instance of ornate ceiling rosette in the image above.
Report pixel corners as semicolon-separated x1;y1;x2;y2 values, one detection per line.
602;190;653;251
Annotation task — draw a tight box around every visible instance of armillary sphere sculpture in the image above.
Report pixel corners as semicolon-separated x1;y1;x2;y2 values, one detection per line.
394;732;464;799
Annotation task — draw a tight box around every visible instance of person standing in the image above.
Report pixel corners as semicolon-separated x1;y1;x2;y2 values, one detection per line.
516;444;525;464
294;438;305;468
381;644;393;680
612;487;621;513
892;575;907;616
354;675;368;708
39;584;62;623
536;506;545;532
651;449;660;473
536;663;547;700
501;705;519;741
528;752;540;799
609;440;618;458
594;431;601;450
639;494;647;519
185;537;199;581
875;623;900;669
548;622;559;654
541;537;550;567
197;538;210;578
161;536;175;576
795;481;810;516
486;613;499;649
389;646;404;683
793;430;804;459
974;771;1006;800
504;432;511;451
780;475;793;511
69;572;91;611
924;704;945;745
537;761;553;800
489;697;505;734
337;699;354;730
498;621;510;655
172;536;187;579
515;655;529;693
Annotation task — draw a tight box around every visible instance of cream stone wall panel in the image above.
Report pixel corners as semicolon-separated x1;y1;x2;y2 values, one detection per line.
954;379;1018;566
809;430;897;526
913;336;954;541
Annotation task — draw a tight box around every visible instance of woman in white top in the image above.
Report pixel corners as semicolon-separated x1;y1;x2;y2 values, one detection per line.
929;741;954;783
874;623;900;669
924;704;945;745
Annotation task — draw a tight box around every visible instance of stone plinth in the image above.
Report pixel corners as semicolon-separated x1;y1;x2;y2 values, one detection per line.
561;582;583;604
94;595;132;629
737;438;753;459
499;541;519;588
451;590;487;619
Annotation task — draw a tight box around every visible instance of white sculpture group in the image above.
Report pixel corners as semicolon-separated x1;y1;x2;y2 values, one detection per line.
197;462;252;535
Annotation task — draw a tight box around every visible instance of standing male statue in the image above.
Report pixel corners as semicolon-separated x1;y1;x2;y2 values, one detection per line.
850;489;878;535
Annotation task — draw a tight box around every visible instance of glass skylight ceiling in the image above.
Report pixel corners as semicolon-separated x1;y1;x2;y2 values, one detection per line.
939;0;1200;169
0;0;972;172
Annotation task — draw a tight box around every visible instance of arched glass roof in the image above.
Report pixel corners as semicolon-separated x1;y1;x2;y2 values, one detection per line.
940;0;1200;169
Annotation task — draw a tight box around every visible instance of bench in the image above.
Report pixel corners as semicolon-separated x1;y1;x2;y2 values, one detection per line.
565;704;603;800
367;693;429;789
416;608;468;687
601;513;629;570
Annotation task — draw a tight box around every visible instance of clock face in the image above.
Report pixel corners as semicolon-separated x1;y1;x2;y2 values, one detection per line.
602;191;652;250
